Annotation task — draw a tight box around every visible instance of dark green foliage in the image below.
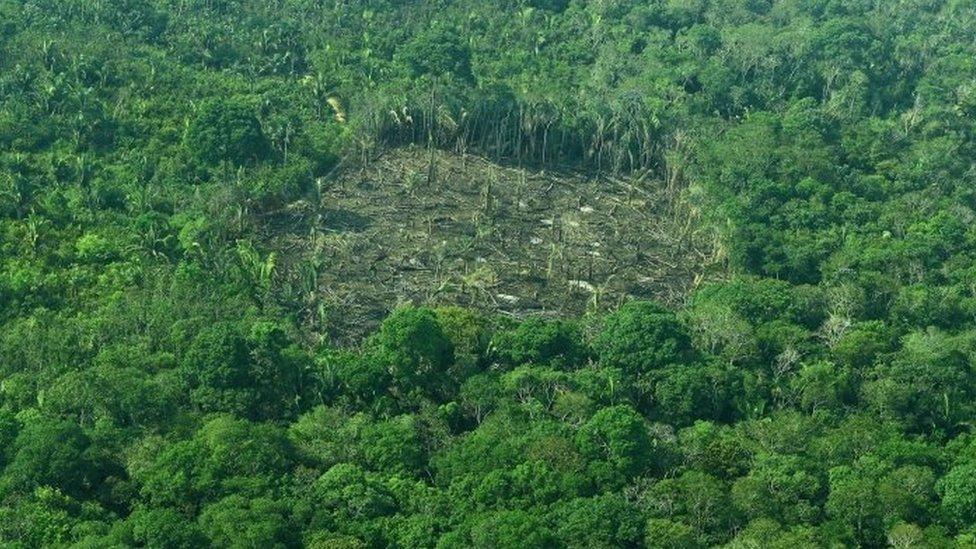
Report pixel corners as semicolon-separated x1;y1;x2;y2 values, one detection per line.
863;330;976;434
3;0;976;545
576;405;652;488
114;506;207;548
493;318;586;370
179;321;308;420
550;493;645;547
179;322;254;415
596;301;692;374
1;418;96;499
199;495;296;548
400;28;473;81
361;306;455;404
186;97;269;166
651;362;731;425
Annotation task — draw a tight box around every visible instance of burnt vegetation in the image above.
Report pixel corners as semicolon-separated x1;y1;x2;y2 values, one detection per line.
2;0;976;547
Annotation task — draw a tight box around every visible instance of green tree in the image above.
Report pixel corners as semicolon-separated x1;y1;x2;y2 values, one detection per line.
467;509;556;549
179;322;255;416
550;493;645;548
1;417;96;498
359;415;424;476
363;306;455;403
114;506;206;549
596;301;693;374
731;453;821;525
400;28;473;81
0;486;111;547
863;330;975;433
179;321;307;420
652;362;731;425
936;462;976;529
576;404;652;488
493;318;586;370
198;495;295;549
186;97;270;166
137;416;293;510
722;518;819;549
645;470;733;544
298;463;395;543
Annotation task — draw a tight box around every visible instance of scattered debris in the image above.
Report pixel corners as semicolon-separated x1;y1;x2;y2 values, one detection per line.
496;294;521;304
568;280;596;293
266;146;724;343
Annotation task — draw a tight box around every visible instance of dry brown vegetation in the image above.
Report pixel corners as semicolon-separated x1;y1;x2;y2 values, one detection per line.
268;146;725;342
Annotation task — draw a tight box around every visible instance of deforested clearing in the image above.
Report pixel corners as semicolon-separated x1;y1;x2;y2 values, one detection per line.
268;146;723;341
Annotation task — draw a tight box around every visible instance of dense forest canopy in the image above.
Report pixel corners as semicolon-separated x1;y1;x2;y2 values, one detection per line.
2;0;976;547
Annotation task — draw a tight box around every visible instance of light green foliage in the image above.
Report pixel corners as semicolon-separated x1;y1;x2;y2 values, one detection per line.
0;487;111;547
722;518;819;549
299;463;396;543
644;518;700;549
644;470;733;545
114;506;207;549
937;462;976;528
824;455;937;546
465;509;557;549
790;361;853;413
198;495;295;548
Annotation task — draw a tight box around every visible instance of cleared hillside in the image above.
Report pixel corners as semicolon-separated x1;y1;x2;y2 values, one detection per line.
269;147;724;341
